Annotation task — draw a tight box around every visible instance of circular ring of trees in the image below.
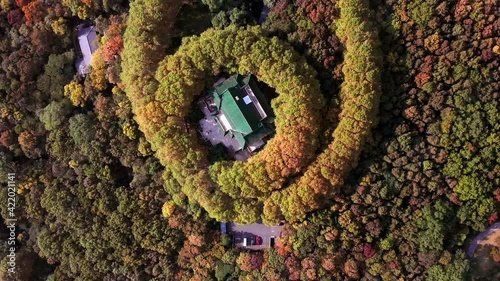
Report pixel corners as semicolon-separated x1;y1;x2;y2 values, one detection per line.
122;0;381;224
149;26;325;223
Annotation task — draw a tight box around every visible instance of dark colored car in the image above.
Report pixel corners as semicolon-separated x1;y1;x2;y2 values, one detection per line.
255;236;262;245
270;236;276;248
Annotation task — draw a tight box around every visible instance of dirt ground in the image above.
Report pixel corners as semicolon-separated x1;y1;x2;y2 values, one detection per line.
479;229;500;247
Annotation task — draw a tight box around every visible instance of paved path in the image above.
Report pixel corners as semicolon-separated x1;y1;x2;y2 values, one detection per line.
228;222;282;250
467;222;500;257
197;98;251;161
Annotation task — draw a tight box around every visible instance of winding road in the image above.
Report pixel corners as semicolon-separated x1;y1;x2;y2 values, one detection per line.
467;222;500;257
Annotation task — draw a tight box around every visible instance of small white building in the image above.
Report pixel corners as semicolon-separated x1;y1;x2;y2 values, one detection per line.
75;26;99;75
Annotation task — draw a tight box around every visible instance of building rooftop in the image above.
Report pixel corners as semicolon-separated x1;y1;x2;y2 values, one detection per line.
75;25;99;75
210;74;274;150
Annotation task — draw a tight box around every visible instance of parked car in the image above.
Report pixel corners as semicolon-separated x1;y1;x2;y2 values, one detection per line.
255;236;262;245
249;236;255;245
270;236;276;248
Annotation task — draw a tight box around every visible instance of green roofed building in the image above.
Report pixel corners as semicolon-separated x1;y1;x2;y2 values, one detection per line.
210;74;275;152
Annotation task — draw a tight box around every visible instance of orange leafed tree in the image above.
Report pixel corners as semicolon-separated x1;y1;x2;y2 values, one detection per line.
15;0;31;8
21;0;46;25
102;16;126;63
0;130;15;148
101;35;123;63
81;0;92;7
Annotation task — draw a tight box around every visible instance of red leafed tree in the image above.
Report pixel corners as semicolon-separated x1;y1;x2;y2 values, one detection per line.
21;0;47;25
363;243;376;258
93;95;114;120
237;252;263;272
285;256;301;281
488;212;498;225
7;9;24;27
102;16;126;63
101;35;123;62
389;260;400;270
15;0;32;8
415;72;431;88
275;239;292;256
0;130;15;148
251;254;263;270
272;0;289;16
296;0;337;25
495;189;500;202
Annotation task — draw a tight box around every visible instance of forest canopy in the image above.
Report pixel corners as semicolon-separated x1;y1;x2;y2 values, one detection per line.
121;0;382;225
0;0;498;280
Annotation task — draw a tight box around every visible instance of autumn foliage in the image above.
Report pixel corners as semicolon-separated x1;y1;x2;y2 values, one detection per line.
1;0;498;279
101;35;123;62
15;0;31;8
21;0;46;25
265;0;382;222
121;0;383;224
124;22;325;223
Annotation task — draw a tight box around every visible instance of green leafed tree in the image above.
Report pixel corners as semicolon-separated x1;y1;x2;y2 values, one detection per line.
68;113;96;156
36;51;75;100
39;99;72;131
426;251;469;281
